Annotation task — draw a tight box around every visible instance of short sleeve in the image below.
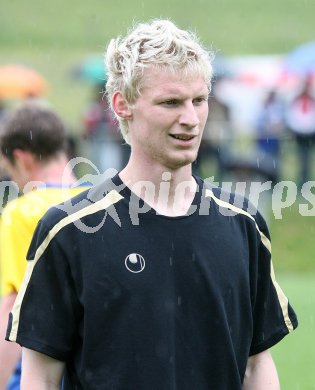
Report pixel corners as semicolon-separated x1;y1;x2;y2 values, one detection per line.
249;213;298;355
0;203;30;296
6;220;81;361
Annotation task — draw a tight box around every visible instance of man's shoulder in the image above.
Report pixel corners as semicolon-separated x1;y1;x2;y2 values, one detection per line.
199;177;251;211
1;191;37;224
198;177;267;230
40;176;124;230
1;186;88;227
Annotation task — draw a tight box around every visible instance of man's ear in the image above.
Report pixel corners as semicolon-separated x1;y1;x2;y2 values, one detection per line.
12;149;36;171
112;92;133;119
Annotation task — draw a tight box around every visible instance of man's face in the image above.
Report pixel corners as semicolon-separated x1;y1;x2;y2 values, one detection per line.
127;66;209;170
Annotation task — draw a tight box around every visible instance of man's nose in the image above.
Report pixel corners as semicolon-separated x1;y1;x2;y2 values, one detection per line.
179;102;200;128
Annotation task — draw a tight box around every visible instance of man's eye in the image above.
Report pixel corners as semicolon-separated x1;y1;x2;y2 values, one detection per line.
163;100;179;106
193;97;207;105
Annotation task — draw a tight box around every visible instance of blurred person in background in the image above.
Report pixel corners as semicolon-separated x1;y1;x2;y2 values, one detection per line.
82;82;130;173
0;102;87;389
255;89;286;184
285;75;315;188
6;20;297;389
194;81;231;179
0;99;13;213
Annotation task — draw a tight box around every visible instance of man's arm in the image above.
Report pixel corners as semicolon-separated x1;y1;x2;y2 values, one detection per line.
243;350;280;390
21;348;65;390
0;292;21;388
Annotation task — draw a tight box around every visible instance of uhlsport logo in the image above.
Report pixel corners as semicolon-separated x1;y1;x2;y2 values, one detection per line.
125;253;145;273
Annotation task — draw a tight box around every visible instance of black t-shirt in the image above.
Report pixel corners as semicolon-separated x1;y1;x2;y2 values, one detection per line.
7;174;297;389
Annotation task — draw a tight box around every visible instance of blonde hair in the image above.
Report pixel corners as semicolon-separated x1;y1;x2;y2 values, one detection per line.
105;19;214;143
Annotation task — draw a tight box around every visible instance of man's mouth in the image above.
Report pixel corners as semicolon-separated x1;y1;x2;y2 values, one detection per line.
170;134;195;141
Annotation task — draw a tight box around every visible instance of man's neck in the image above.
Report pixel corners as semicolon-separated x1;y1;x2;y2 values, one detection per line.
26;154;76;191
119;161;197;217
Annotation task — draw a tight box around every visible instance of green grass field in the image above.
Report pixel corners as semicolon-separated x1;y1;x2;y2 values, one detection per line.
1;0;315;125
272;273;315;390
270;200;315;388
1;1;314;387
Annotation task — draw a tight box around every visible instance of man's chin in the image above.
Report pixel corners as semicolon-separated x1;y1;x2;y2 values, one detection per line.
166;154;196;170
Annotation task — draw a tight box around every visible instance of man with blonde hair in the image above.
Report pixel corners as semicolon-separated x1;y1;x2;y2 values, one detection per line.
7;20;297;389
